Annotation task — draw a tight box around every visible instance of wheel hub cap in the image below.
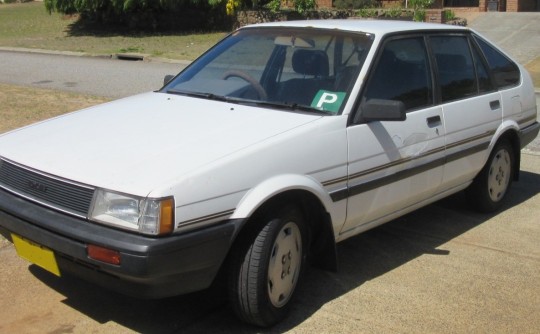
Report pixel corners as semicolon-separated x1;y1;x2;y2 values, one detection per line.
268;222;302;308
488;149;511;202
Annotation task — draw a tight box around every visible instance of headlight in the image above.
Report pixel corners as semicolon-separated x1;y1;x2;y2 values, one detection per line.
90;189;174;235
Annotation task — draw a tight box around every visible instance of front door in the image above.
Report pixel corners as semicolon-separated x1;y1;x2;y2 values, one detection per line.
341;36;445;236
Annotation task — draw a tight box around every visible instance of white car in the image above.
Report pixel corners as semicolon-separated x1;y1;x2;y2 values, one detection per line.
0;20;538;326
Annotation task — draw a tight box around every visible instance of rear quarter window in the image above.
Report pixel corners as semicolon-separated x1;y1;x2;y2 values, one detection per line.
474;36;520;89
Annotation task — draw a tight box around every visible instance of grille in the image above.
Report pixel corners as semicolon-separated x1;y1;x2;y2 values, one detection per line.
0;158;95;217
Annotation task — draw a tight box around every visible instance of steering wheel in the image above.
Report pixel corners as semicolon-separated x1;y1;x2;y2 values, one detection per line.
222;70;268;100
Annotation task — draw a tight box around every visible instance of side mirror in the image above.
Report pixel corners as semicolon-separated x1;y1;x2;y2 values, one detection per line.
360;99;406;122
163;74;175;86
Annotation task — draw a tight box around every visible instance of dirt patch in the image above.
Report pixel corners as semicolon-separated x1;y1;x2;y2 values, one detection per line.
0;237;10;250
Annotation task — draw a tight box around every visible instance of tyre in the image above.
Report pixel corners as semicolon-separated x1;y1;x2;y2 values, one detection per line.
228;205;307;327
466;140;514;213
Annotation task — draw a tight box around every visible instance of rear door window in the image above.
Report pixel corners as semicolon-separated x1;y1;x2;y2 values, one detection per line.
430;36;477;103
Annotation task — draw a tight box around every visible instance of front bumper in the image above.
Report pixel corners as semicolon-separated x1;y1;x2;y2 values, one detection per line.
0;188;242;299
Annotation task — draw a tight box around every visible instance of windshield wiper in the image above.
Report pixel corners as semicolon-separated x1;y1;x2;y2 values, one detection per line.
166;89;334;115
166;89;227;102
249;100;334;115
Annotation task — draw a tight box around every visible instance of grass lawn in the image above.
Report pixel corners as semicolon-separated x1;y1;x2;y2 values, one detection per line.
0;82;110;247
0;83;109;134
0;2;226;60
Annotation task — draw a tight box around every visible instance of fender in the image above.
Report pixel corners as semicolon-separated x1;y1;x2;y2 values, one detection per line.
230;173;343;226
491;119;520;149
488;119;522;179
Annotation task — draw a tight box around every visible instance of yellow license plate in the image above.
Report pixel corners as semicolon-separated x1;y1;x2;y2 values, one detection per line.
12;234;61;277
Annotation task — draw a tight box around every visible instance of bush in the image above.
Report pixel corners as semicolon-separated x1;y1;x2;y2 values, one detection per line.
385;6;402;18
444;9;456;21
409;0;433;21
355;7;378;17
264;0;317;13
294;0;316;13
334;0;378;9
44;0;231;30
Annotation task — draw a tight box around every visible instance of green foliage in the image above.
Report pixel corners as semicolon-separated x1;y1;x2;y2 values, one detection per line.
265;0;281;12
409;0;433;9
225;0;239;15
334;0;377;10
356;7;377;17
385;6;402;18
409;0;433;21
45;0;155;15
413;9;425;21
294;0;316;13
43;0;232;30
444;9;456;21
263;0;316;13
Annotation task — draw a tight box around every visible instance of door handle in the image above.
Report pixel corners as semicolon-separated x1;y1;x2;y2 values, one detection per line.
426;115;442;128
490;100;501;110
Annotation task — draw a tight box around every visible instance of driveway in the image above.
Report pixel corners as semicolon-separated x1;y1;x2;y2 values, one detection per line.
468;12;540;153
469;12;540;65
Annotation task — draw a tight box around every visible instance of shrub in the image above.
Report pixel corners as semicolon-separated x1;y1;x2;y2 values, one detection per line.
44;0;230;30
356;7;378;17
409;0;433;21
334;0;378;10
385;6;402;18
444;9;456;21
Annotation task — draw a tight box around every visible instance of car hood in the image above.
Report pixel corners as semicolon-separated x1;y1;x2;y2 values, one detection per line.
0;92;321;196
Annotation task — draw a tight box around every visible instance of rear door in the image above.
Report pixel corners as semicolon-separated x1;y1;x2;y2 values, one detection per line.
429;34;502;190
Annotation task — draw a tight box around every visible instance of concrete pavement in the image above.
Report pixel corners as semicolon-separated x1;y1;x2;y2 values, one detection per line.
468;12;540;66
467;13;540;154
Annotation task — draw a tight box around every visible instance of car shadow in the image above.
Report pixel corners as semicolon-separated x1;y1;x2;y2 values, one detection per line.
29;170;540;333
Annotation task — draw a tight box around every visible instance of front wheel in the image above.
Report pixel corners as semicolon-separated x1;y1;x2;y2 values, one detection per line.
466;140;515;212
228;206;307;327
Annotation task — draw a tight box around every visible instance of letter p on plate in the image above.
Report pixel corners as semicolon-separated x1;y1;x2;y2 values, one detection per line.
311;90;346;113
316;92;338;108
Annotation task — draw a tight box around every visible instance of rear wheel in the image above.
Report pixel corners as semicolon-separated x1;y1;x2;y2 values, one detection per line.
467;140;514;212
228;206;306;327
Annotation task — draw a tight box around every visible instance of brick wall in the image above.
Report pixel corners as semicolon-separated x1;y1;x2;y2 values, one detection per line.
426;9;445;22
317;0;333;8
506;0;518;11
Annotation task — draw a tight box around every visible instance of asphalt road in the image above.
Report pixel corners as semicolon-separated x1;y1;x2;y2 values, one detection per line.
0;50;185;98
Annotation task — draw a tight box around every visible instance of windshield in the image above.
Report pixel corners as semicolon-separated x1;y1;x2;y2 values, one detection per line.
162;27;374;115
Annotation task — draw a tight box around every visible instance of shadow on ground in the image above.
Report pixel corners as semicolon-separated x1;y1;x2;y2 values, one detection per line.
29;170;540;333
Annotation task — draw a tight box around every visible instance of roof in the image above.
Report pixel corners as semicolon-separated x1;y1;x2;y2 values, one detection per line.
244;19;469;35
